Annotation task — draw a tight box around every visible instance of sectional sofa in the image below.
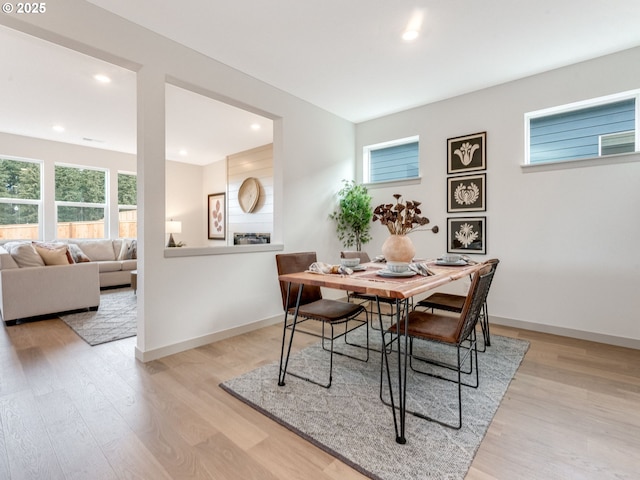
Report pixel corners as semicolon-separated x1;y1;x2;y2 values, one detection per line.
0;238;136;324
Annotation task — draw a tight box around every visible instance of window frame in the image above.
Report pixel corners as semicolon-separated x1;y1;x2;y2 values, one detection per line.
363;135;420;185
117;171;137;238
524;90;640;167
54;163;109;239
0;156;43;240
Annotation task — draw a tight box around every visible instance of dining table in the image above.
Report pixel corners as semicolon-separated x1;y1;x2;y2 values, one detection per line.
277;258;485;444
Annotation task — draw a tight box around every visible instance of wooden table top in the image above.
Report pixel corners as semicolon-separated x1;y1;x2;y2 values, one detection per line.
278;260;484;300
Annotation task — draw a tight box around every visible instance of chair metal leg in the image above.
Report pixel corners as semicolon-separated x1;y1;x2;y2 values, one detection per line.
278;282;303;387
280;282;369;389
382;330;480;430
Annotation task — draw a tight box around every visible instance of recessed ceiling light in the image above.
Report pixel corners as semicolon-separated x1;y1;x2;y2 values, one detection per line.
402;30;419;42
94;74;111;84
402;10;424;42
179;149;188;156
250;123;261;131
52;124;65;132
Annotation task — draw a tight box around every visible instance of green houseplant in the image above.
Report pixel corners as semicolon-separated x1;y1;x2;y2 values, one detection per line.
329;180;373;251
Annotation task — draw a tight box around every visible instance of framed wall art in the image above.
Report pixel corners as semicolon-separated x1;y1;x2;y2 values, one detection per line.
208;192;226;240
447;216;486;254
447;173;486;212
447;131;486;174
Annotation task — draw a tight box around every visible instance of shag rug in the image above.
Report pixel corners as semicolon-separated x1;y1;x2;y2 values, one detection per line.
59;288;136;346
221;327;529;480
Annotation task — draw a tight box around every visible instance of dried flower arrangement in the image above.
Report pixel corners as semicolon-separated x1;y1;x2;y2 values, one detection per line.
372;194;431;235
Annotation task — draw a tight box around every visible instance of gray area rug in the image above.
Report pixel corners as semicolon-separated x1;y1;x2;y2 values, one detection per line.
221;327;529;480
59;288;136;346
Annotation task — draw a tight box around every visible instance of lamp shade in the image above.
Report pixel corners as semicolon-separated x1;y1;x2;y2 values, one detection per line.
166;220;182;234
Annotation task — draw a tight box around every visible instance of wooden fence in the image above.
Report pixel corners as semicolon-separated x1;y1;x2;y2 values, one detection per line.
0;210;137;240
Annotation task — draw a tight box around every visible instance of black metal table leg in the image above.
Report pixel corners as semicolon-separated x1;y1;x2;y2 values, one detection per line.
396;298;409;444
378;296;410;444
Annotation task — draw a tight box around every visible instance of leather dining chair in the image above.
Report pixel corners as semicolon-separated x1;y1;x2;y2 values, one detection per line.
385;261;495;429
276;252;369;388
413;258;499;350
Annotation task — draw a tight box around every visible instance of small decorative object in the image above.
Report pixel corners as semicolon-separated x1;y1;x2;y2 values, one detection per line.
373;194;434;263
447;217;486;254
208;192;226;240
329;180;373;251
447;173;486;212
448;132;486;174
238;177;260;213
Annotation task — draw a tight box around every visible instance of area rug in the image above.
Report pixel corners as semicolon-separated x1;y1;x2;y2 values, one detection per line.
59;288;136;346
221;328;529;480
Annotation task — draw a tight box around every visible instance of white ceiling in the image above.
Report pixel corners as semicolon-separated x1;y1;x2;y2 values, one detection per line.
2;1;640;163
0;25;273;166
87;0;640;122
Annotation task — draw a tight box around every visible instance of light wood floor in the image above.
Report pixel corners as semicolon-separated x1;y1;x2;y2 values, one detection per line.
1;313;638;479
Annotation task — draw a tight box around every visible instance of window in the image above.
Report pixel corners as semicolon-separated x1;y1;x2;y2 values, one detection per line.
363;136;419;183
0;157;42;240
526;91;639;165
55;165;107;239
118;172;137;238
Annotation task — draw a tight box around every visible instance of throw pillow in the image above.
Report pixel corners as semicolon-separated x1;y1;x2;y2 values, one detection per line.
33;242;73;266
4;241;45;268
125;239;137;260
77;239;116;261
67;243;91;263
115;239;128;261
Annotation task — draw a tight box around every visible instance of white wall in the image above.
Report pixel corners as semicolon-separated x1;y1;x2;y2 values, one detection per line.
1;1;356;359
357;47;640;347
165;160;202;248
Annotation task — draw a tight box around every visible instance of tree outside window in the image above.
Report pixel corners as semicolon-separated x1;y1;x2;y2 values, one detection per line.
55;165;106;239
118;172;137;238
0;158;41;239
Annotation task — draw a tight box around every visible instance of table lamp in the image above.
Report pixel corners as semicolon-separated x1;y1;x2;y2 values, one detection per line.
166;220;182;247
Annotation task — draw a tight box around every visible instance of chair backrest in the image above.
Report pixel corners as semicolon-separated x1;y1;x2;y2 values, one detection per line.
275;252;323;310
483;258;499;303
455;261;496;344
340;251;371;263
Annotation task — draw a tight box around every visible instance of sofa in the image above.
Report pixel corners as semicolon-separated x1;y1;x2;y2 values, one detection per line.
0;238;136;324
66;238;137;288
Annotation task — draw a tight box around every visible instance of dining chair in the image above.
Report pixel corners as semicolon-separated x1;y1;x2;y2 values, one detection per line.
413;258;499;350
384;262;494;429
276;252;369;388
340;250;412;332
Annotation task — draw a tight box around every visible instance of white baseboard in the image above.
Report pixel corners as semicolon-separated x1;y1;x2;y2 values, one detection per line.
491;315;640;350
135;314;284;362
135;312;639;362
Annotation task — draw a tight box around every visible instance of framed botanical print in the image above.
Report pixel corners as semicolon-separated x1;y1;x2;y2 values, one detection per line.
447;131;486;174
447;174;486;212
208;192;226;240
447;217;486;254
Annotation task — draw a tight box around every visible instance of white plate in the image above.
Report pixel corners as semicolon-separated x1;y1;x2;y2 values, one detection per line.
376;269;416;278
435;259;467;266
351;265;367;271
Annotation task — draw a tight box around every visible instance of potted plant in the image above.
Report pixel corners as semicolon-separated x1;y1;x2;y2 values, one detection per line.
372;194;435;262
329;180;373;252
